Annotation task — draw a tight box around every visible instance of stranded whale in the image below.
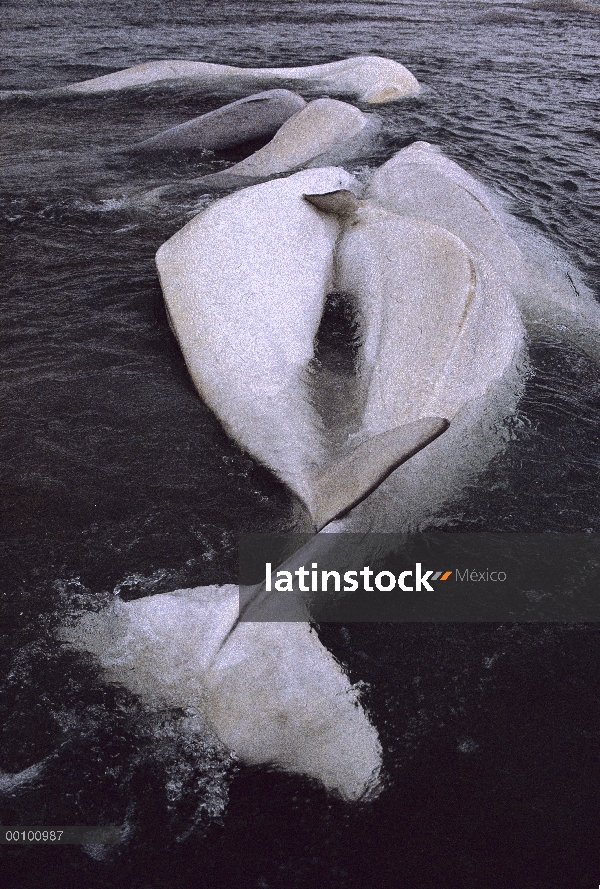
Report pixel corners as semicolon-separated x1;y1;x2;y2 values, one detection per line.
196;98;379;190
128;89;306;154
17;56;420;104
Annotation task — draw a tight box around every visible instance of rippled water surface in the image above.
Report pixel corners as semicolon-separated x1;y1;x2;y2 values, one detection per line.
2;2;600;887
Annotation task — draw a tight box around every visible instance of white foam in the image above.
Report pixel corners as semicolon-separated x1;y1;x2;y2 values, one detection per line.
0;758;49;794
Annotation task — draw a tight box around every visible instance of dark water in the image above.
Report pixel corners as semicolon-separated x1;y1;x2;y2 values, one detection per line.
2;1;600;886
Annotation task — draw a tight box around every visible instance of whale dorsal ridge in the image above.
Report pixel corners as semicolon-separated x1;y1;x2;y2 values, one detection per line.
308;417;449;532
303;190;360;218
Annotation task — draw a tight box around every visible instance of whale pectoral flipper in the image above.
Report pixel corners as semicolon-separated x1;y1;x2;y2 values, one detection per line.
303;190;360;217
308;417;450;532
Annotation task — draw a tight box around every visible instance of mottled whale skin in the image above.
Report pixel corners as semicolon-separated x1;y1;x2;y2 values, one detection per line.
197;98;379;190
129;89;306;153
30;56;421;104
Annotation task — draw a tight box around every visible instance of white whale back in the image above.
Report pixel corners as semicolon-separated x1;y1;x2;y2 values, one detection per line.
367;142;528;291
368;141;600;363
204;618;382;800
130;89;307;153
55;56;420;104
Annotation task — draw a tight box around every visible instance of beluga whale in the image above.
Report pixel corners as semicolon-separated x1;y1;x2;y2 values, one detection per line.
154;167;457;528
194;98;380;190
11;56;420;104
294;146;600;531
59;580;385;801
60;166;460;803
128;89;307;154
153;165;525;534
60;157;524;800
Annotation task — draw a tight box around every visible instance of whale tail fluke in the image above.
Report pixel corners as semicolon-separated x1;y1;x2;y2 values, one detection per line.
306;417;449;532
59;587;383;802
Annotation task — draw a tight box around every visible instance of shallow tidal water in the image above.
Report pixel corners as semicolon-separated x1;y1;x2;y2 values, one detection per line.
1;1;600;887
